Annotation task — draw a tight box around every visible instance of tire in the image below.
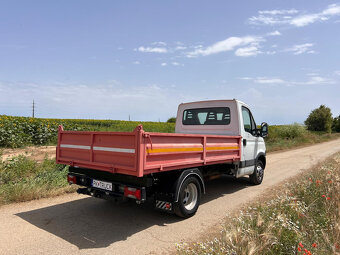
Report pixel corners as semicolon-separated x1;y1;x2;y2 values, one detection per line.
249;160;264;185
174;176;201;218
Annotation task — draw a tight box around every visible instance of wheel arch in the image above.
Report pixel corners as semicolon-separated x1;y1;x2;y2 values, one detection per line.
256;152;266;168
174;168;205;203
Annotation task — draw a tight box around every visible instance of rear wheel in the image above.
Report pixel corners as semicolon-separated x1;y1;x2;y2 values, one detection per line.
174;176;201;218
249;160;264;185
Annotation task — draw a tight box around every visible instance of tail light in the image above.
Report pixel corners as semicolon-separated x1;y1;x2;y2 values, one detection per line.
67;175;77;184
124;187;141;200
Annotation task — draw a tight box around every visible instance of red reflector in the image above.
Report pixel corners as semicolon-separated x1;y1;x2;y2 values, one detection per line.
166;203;171;209
67;175;77;184
124;187;141;200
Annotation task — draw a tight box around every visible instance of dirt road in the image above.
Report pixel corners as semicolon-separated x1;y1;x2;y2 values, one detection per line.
0;138;340;255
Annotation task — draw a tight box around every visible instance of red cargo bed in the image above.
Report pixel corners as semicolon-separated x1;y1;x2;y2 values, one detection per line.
56;125;241;177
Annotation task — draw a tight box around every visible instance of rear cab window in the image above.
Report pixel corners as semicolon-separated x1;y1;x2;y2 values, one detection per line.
183;107;231;125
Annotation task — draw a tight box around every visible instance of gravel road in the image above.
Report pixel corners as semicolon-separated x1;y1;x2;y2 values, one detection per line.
0;138;340;255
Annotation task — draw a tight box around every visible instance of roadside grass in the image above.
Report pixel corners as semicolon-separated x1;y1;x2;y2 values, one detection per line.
0;155;76;205
266;124;340;152
176;153;340;255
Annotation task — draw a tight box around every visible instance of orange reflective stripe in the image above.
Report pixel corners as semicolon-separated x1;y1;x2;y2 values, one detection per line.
147;146;239;154
147;147;203;153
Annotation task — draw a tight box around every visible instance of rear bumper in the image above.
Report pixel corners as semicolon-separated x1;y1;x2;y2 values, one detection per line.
68;172;147;202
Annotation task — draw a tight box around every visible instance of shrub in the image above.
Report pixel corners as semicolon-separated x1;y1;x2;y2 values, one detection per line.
167;117;176;123
304;105;333;133
269;123;307;139
332;115;340;132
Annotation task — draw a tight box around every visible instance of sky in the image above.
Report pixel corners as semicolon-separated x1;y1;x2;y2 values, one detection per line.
0;0;339;124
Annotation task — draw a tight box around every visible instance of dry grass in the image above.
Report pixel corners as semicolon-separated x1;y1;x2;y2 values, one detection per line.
176;153;340;255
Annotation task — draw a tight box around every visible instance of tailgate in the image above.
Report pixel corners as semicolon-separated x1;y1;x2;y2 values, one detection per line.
56;125;144;177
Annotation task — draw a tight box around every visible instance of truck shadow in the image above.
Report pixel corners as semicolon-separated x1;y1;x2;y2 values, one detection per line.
16;175;250;249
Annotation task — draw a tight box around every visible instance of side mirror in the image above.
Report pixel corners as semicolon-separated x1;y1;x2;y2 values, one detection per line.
260;122;268;138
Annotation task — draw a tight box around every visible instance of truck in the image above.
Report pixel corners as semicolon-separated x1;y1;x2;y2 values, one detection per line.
56;99;268;218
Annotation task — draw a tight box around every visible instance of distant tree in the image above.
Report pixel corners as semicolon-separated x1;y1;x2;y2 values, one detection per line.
304;105;333;132
167;117;176;123
332;115;340;132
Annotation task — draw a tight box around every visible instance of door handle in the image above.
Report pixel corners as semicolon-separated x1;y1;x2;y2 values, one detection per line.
243;139;247;146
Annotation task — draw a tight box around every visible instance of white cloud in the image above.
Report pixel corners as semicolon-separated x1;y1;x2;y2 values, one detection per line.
192;45;203;49
249;11;296;25
175;46;187;50
265;51;276;55
240;76;286;84
306;72;319;76
161;62;167;66
186;36;263;57
267;30;281;36
258;9;298;15
239;77;253;80
334;70;340;76
249;4;340;27
240;75;335;86
290;14;322;27
133;61;140;65
171;62;184;66
152;41;167;46
136;46;168;53
295;76;335;85
285;43;315;55
235;46;261;57
322;3;340;15
254;77;285;84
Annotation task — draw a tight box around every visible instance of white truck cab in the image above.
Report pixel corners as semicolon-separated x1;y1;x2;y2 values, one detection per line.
175;99;268;184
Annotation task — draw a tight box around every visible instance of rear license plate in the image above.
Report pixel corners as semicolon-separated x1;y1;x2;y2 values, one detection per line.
92;179;113;191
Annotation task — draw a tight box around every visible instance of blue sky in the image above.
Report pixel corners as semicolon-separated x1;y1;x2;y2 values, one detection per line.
0;1;339;124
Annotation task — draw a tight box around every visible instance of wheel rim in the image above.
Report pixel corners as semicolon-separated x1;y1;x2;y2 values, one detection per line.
256;164;264;181
182;183;198;211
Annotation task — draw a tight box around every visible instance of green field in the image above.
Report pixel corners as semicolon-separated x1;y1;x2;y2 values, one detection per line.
1;115;339;150
0;115;175;148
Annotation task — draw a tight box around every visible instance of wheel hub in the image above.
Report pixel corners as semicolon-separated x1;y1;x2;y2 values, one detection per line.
256;165;264;181
182;183;198;210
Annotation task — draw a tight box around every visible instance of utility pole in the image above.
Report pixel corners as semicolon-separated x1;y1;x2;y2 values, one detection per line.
32;100;35;118
129;115;131;121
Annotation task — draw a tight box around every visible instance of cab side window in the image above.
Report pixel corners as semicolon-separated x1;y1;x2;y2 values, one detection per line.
242;106;256;135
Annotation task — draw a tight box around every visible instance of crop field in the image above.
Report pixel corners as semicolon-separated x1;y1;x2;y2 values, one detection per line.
0;115;338;149
0;115;175;148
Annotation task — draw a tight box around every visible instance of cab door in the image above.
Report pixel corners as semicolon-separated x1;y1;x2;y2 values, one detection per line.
239;106;258;175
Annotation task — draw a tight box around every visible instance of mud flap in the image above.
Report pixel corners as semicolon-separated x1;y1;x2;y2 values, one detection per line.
154;193;174;212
